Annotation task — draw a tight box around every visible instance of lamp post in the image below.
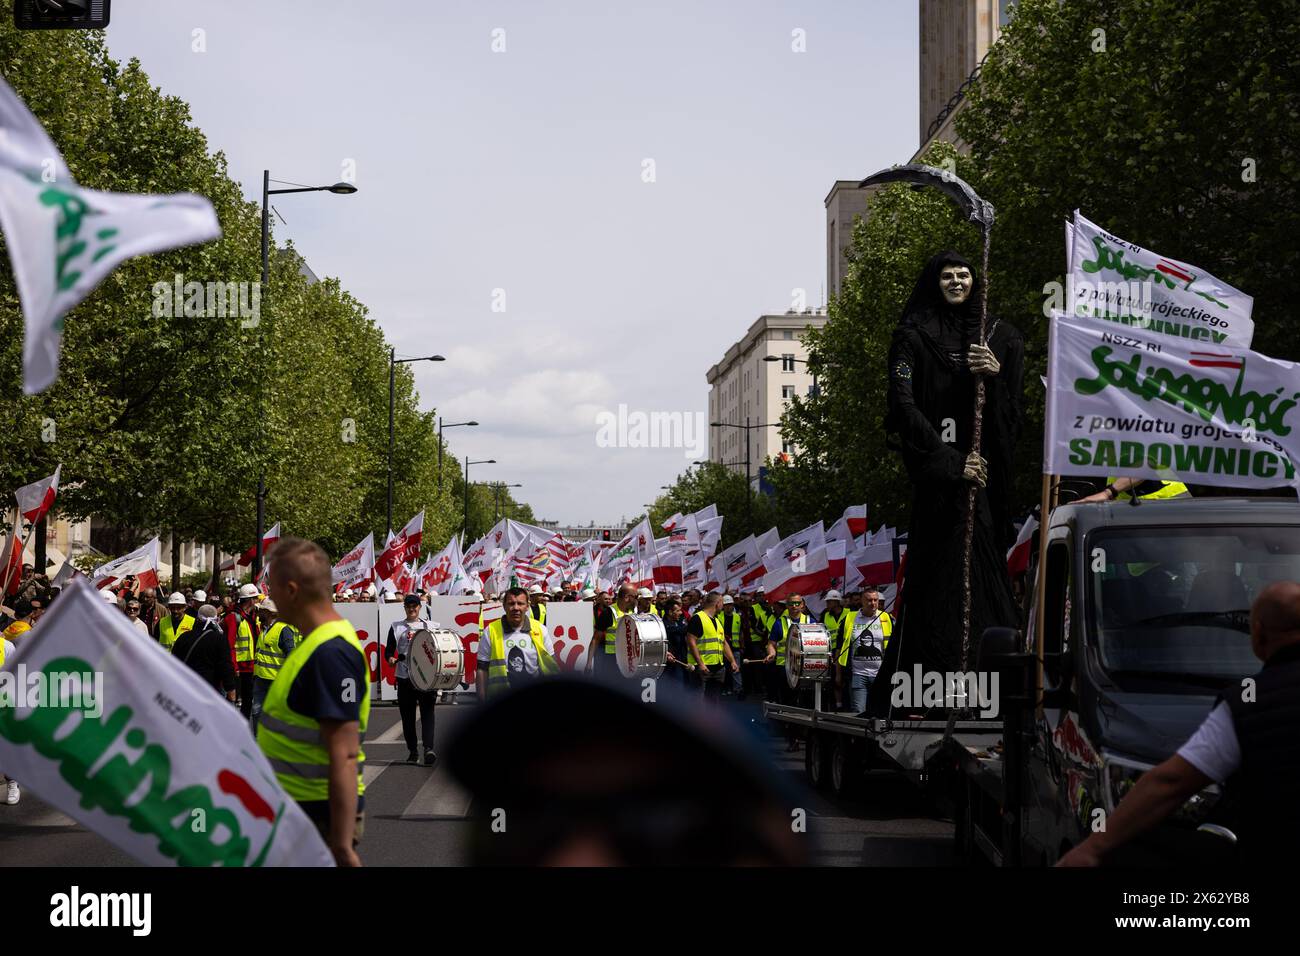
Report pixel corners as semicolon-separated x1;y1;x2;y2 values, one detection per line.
463;458;497;539
709;419;781;533
438;418;478;493
255;171;357;577
388;350;445;536
486;482;522;523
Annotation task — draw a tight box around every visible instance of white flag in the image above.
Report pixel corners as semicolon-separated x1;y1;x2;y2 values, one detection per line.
0;577;332;866
0;78;223;394
15;464;60;524
332;532;374;589
1067;212;1254;348
1044;313;1299;489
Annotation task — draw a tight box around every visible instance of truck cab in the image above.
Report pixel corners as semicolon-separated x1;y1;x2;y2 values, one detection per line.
1015;496;1300;865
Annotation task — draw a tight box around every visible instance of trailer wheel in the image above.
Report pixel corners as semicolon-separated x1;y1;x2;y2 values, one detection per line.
830;737;859;797
805;731;831;789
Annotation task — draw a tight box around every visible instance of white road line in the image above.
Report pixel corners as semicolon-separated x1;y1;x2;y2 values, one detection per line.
399;766;472;819
363;759;394;788
15;809;78;828
371;721;407;744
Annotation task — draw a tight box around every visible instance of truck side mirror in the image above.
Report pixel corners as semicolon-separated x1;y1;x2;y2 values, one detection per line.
977;626;1022;670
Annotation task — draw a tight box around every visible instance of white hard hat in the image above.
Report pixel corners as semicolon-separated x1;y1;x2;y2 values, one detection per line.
237;583;260;600
825;589;843;602
101;588;119;604
257;598;277;614
167;591;186;606
637;588;653;599
342;589;354;598
581;588;596;599
527;584;543;595
722;595;735;605
192;589;207;603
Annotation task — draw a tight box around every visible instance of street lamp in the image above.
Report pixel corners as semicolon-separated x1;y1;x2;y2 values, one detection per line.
388;350;446;536
764;353;827;397
255;171;357;577
438;418;478;493
710;419;781;532
485;482;522;523
463;458;497;539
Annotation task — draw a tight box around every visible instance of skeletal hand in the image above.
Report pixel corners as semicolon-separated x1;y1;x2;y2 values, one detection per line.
967;343;1000;376
963;451;988;488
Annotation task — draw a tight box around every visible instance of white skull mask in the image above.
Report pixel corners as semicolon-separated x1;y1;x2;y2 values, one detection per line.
939;265;973;305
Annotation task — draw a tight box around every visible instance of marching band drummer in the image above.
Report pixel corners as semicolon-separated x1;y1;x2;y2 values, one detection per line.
385;594;439;767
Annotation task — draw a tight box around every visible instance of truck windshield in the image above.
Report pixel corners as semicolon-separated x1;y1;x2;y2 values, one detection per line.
1090;525;1300;682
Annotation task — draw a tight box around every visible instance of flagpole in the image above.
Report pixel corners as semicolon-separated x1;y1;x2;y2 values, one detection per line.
3;509;39;597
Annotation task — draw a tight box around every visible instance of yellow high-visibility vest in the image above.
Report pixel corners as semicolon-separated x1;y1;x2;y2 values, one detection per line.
836;610;893;667
253;621;298;680
693;612;725;667
158;613;194;650
1107;477;1189;500
257;619;370;802
482;617;557;699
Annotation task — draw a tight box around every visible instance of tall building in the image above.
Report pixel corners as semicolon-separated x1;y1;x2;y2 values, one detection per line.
706;310;828;487
826;0;1014;300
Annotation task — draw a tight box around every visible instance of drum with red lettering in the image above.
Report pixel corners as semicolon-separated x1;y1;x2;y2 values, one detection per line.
786;621;832;689
408;627;465;692
616;612;668;679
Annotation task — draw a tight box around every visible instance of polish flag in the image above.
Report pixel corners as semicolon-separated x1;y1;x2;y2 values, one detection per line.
652;550;684;587
1007;513;1038;577
761;542;832;603
841;504;868;539
236;522;281;567
1;515;24;596
15;464;60;524
827;540;847;582
853;539;895;585
763;520;826;571
92;537;160;591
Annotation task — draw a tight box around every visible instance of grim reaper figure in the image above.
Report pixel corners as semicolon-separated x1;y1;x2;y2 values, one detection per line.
874;251;1024;709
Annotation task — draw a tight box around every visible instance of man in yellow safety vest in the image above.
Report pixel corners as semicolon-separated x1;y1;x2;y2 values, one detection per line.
686;591;738;704
477;586;558;698
251;597;299;729
157;591;194;651
258;537;369;866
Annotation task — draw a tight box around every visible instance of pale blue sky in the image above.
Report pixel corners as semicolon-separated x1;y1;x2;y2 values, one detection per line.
104;0;919;525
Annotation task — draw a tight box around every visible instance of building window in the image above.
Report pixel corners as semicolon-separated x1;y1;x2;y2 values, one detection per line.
782;440;795;455
783;329;794;340
782;385;795;399
781;353;795;372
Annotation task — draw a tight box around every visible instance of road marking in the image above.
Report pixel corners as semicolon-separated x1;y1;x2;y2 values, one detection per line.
372;721;407;744
16;809;79;828
399;766;472;819
363;759;394;788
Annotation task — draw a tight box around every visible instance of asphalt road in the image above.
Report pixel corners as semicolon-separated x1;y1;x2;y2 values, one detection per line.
0;699;955;867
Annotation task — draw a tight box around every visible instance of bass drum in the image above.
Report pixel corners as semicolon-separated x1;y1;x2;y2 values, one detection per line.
407;627;465;692
786;621;832;689
615;612;668;680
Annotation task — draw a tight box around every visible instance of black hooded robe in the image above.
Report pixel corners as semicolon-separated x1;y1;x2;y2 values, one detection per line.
871;252;1023;713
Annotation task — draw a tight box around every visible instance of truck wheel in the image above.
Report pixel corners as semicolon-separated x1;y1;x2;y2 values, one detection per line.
805;731;831;789
830;738;859;797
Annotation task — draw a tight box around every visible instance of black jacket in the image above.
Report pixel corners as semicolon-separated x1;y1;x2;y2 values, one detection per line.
172;618;237;695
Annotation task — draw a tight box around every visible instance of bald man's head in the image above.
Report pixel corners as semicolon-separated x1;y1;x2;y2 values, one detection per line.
268;537;335;631
1250;581;1300;661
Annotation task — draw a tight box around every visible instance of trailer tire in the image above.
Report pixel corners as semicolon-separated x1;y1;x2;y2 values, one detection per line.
830;737;859;797
805;731;831;790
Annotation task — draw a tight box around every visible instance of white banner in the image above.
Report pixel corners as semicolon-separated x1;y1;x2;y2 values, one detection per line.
1067;212;1254;348
425;595;503;695
1045;313;1300;488
0;578;332;866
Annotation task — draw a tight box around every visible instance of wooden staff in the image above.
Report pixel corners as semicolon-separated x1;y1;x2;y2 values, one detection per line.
959;221;993;673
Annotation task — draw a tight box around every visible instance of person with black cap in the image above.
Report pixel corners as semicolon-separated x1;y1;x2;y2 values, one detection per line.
386;594;440;766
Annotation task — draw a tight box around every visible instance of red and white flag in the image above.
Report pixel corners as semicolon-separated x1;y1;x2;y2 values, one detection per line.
1007;513;1038;577
375;511;425;589
852;538;895;586
332;532;374;591
92;537;160;591
1;514;24;596
236;522;281;568
708;535;761;591
15;464;60;524
761;542;832;603
841;504;868;539
652;550;684;587
763;520;826;571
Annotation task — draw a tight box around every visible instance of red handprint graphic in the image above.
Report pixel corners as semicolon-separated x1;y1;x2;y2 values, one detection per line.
550;624;586;671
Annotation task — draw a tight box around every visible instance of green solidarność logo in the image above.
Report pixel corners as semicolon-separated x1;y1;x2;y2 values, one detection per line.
1079;235;1228;311
1073;346;1300;438
0;655;285;867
